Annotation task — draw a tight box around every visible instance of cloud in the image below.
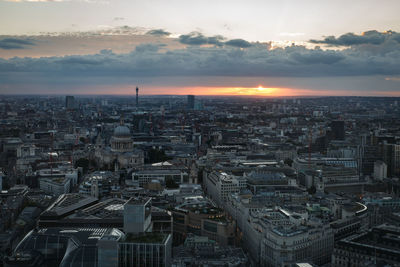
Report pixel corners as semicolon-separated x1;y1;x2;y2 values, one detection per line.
1;40;399;77
310;30;400;46
385;77;400;82
146;29;171;37
225;39;252;48
179;32;225;46
0;38;36;50
289;48;344;64
1;29;400;94
178;32;252;48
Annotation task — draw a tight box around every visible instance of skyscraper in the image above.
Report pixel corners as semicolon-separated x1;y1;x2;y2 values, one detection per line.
187;95;195;110
136;86;139;107
65;96;75;110
331;120;345;140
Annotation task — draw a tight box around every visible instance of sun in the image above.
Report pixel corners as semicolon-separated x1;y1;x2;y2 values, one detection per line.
255;85;274;94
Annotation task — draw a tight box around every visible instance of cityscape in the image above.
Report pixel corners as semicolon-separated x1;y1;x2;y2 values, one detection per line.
1;0;400;266
0;95;400;266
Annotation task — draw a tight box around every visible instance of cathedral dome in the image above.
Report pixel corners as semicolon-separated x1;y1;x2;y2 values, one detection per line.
113;125;131;137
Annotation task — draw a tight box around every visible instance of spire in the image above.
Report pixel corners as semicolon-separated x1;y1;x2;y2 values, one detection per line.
120;115;124;125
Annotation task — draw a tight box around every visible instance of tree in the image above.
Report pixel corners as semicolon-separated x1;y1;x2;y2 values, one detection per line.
284;158;293;167
146;148;171;164
165;178;179;189
308;185;316;195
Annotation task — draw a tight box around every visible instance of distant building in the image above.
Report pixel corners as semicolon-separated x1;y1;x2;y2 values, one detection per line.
187;95;195;110
39;177;71;196
373;160;387;180
65;95;75;110
0;170;3;192
135;86;139;107
132;169;188;187
94;123;144;170
331;120;345;140
382;143;400;177
204;171;246;207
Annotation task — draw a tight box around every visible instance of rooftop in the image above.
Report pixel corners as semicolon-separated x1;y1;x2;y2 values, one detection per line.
123;233;167;244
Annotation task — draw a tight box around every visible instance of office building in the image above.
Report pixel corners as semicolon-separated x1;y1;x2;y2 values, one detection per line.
187;95;195;110
123;197;152;234
331;120;345;140
65;95;76;110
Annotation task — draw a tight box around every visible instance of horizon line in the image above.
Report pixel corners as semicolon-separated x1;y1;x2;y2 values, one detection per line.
1;93;400;98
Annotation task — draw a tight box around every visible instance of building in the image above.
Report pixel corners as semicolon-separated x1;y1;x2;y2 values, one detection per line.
94;123;144;170
332;224;400;267
132;169;189;187
65;95;76;110
187;95;195;110
98;197;172;267
171;198;235;246
382;143;400;177
4;227;124;267
331;120;345;140
373;160;387;180
0;170;3;191
79;171;119;198
172;234;248;266
39;177;71;196
123;197;152;234
117;233;172;267
204;171;246;207
135;86;139;107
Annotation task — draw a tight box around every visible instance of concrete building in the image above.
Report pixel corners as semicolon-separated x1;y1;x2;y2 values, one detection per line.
171;198;235;246
332;224;400;267
123;197;152;234
39;177;71;196
373;160;387;180
204;171;246;207
94;123;144;170
132;169;188;187
117;233;172;267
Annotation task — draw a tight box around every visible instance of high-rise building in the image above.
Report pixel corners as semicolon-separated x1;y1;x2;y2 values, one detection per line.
123;197;152;234
187;95;195;110
382;143;400;177
331;120;345;140
0;170;3;191
65;95;75;110
135;86;139;107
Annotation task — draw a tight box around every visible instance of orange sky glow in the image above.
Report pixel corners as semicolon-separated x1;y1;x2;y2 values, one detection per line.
84;85;396;97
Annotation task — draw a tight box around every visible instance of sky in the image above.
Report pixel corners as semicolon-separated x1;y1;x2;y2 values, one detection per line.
0;0;400;96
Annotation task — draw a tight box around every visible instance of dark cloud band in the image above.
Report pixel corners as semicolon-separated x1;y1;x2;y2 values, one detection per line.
0;38;36;50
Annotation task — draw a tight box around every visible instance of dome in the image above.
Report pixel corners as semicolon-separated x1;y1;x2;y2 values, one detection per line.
113;125;131;137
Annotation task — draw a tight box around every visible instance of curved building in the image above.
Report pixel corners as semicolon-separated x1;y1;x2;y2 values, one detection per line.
94;123;144;170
